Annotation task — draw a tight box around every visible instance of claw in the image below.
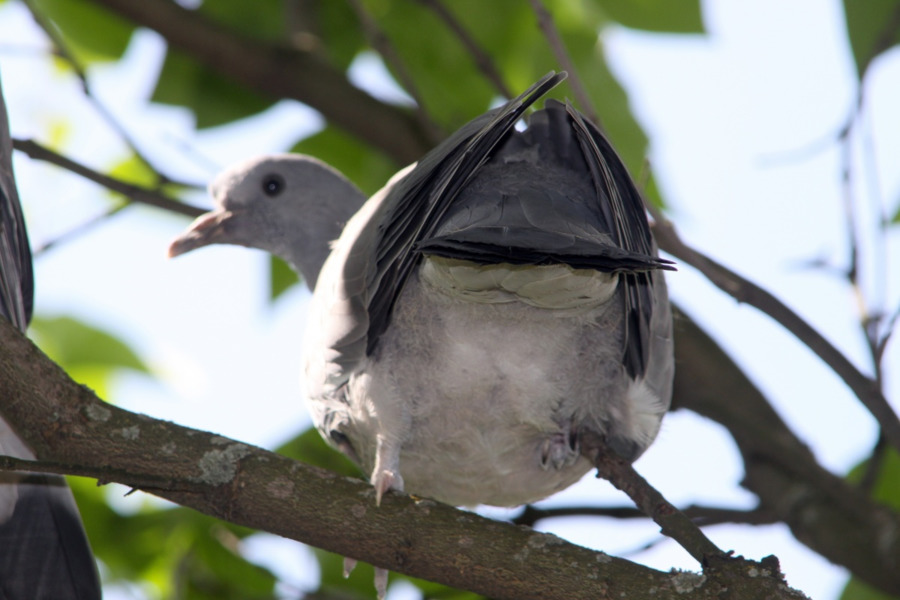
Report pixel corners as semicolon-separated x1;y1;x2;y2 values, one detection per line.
372;469;404;506
371;435;404;505
374;567;389;599
539;424;580;470
343;556;357;578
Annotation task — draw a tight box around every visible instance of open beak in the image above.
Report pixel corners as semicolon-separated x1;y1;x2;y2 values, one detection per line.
167;209;237;258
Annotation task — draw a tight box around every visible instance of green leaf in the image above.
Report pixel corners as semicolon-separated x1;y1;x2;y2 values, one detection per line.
105;152;160;204
846;447;900;510
598;0;704;33
28;315;149;398
313;548;380;599
365;0;517;128
842;0;900;79
316;0;367;69
269;255;300;301
195;0;284;43
32;0;135;64
840;577;899;600
277;426;363;479
71;476;277;598
290;126;399;196
152;49;276;129
365;0;652;178
841;449;900;600
108;153;158;188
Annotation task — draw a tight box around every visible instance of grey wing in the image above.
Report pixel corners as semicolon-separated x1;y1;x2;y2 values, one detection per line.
563;100;672;380
308;71;568;383
0;73;102;600
0;75;32;331
362;72;568;354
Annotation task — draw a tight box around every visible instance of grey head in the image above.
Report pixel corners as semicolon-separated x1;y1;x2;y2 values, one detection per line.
169;153;366;290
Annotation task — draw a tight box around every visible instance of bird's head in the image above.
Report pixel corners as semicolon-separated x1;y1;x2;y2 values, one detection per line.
168;154;366;288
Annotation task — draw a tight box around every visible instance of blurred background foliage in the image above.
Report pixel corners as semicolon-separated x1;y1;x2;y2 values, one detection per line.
3;0;899;598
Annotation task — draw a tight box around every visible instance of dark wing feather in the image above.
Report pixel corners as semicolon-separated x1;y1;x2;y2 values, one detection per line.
564;101;664;379
0;72;101;600
364;72;567;354
0;76;32;332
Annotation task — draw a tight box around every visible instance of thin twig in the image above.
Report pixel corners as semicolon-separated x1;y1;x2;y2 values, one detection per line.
528;0;600;126
581;437;726;563
347;0;441;143
0;454;181;491
416;0;513;99
21;0;194;189
13;138;204;218
33;205;127;256
514;503;779;528
647;203;900;455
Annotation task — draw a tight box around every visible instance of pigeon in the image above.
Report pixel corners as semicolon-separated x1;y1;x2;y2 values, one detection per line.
169;72;674;510
0;72;102;599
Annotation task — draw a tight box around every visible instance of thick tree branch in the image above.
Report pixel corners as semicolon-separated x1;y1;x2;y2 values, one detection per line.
84;0;435;164
0;317;804;600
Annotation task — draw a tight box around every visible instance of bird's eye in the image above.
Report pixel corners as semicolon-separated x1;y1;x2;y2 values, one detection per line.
262;174;285;197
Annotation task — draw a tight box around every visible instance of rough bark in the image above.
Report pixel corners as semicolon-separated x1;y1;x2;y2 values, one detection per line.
0;316;805;600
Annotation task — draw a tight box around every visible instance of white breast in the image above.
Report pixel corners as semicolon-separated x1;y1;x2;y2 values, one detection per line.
340;257;645;507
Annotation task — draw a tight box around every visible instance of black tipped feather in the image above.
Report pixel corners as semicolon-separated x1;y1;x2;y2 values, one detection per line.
362;73;672;381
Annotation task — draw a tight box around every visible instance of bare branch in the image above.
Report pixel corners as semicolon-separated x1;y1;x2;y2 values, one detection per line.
582;438;725;564
416;0;513;99
670;306;900;595
85;0;436;163
528;0;600;126
13;138;204;218
347;0;440;141
514;504;779;528
648;209;900;455
33;205;126;256
20;0;193;190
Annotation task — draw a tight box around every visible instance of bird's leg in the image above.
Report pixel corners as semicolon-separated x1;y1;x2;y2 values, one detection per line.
341;436;405;598
342;558;389;600
374;568;389;599
539;419;580;470
342;557;357;577
371;434;404;505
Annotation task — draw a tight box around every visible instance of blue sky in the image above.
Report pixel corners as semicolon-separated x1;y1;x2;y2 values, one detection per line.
1;0;899;598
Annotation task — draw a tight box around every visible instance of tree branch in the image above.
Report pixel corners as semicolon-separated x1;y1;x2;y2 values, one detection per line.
528;0;600;126
416;0;513;99
84;0;436;164
584;439;725;564
12;138;203;218
650;212;900;455
514;504;779;528
346;0;439;141
0;317;805;600
670;305;900;595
